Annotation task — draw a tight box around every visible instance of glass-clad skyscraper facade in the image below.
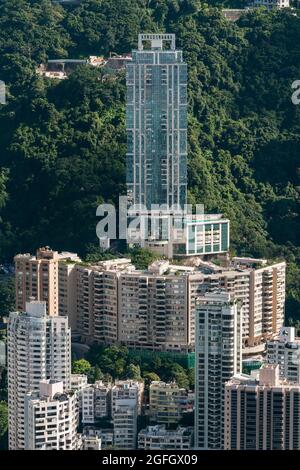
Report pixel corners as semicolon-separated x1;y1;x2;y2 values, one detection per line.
126;34;187;210
125;34;230;258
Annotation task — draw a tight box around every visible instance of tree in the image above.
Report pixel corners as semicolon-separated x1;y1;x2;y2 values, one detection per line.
187;368;195;390
72;358;92;375
0;275;14;317
142;372;160;396
143;372;160;385
125;364;142;381
93;365;103;381
0;401;8;450
88;365;104;382
168;364;189;389
0;366;7;402
286;262;300;321
129;248;160;270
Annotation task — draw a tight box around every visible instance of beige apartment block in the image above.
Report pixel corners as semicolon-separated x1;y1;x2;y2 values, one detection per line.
118;263;190;351
14;248;286;351
72;258;285;351
14;247;80;316
149;381;189;424
225;365;300;450
74;259;132;343
58;260;79;329
68;258;286;350
188;259;285;348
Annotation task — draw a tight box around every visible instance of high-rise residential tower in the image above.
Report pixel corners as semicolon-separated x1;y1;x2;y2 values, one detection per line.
224;365;300;450
194;290;243;449
126;33;187;210
7;301;71;450
125;34;230;258
14;247;80;316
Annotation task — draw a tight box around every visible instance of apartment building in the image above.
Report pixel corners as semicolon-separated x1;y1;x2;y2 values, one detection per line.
70;374;88;392
189;258;286;348
224;365;300;450
74;258;285;351
78;379;143;427
24;380;79;450
113;398;137;450
124;34;230;258
14;247;80;316
118;263;189;351
111;380;144;417
194;291;243;450
103;258;285;349
7;301;71;450
70;374;88;411
126;34;187;212
15;248;285;351
58;260;78;329
74;259;132;342
149;381;189;424
81;381;112;424
138;425;193;450
266;326;300;383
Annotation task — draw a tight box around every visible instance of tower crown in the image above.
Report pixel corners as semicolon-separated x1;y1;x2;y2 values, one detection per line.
138;34;176;51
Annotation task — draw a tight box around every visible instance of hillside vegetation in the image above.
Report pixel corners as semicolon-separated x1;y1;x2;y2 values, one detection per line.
0;0;299;318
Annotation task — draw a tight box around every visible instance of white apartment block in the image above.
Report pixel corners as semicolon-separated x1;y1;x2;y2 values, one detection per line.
225;365;300;450
111;380;144;417
113;398;137;450
149;381;189;424
79;380;143;425
7;301;71;450
81;381;112;424
138;425;193;450
266;326;300;383
14;247;80;316
71;374;88;391
195;291;243;450
24;380;79;450
70;374;88;411
251;0;289;9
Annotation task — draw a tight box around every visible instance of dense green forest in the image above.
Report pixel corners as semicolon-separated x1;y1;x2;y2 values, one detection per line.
0;0;299;318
